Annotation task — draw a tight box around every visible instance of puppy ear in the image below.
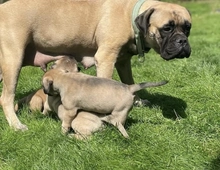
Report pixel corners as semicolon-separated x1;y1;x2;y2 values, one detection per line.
135;8;155;35
42;76;53;94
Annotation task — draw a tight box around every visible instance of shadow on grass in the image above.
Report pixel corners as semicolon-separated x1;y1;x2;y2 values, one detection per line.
137;90;187;120
207;154;220;170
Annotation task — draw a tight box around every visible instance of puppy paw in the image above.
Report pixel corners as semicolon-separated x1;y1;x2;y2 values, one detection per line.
61;126;71;134
68;133;89;140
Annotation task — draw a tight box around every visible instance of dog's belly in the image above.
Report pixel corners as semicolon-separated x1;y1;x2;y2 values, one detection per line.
77;103;113;114
32;30;98;69
23;39;97;70
73;98;116;114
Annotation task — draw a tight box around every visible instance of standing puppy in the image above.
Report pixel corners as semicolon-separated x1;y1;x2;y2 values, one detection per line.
42;70;168;138
43;56;104;140
0;0;191;130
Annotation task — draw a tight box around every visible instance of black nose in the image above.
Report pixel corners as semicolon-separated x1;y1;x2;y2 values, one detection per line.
176;37;187;46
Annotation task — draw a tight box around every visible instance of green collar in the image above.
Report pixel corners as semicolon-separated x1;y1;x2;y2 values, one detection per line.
132;0;146;62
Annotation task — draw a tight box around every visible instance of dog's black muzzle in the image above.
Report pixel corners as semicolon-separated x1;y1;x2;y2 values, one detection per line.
160;33;191;60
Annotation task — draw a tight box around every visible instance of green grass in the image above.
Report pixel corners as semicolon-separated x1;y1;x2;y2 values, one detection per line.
1;1;220;169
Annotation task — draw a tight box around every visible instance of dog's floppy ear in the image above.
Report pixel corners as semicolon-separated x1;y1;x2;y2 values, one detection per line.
135;8;155;35
42;76;54;95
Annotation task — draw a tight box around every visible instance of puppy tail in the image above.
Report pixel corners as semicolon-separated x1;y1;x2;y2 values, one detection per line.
129;80;168;93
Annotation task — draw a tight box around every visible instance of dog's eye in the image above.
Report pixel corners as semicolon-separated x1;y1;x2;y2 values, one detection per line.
183;21;191;36
183;23;191;36
162;20;175;33
184;24;191;32
184;21;191;30
163;26;173;32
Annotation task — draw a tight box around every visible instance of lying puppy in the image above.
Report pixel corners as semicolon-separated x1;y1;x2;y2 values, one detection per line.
42;69;168;138
15;89;46;112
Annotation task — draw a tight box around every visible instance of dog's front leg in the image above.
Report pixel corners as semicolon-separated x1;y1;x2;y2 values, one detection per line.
94;48;118;78
115;57;134;85
58;105;77;134
0;57;27;130
115;57;150;106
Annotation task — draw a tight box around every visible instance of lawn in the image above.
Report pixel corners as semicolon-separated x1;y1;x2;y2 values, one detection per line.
0;1;220;170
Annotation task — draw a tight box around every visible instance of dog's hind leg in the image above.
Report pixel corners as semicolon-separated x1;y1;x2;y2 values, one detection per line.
101;111;129;138
116;121;129;138
0;48;27;130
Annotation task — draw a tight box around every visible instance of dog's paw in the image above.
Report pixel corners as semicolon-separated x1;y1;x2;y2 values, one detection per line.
61;126;71;134
13;123;28;131
134;98;151;107
68;133;89;140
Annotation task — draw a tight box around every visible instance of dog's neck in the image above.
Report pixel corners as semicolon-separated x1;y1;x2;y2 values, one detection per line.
132;0;150;62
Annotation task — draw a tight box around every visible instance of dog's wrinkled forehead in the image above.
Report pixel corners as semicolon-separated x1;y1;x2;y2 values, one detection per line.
149;5;191;28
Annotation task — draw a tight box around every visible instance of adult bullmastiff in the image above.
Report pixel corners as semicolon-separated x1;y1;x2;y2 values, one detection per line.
0;0;191;130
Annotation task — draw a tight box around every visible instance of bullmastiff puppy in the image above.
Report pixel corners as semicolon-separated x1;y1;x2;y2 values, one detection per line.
0;0;191;130
42;69;168;138
43;56;104;139
15;89;46;112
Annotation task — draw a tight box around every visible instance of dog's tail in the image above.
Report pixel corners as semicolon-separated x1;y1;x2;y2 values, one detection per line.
129;80;168;93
